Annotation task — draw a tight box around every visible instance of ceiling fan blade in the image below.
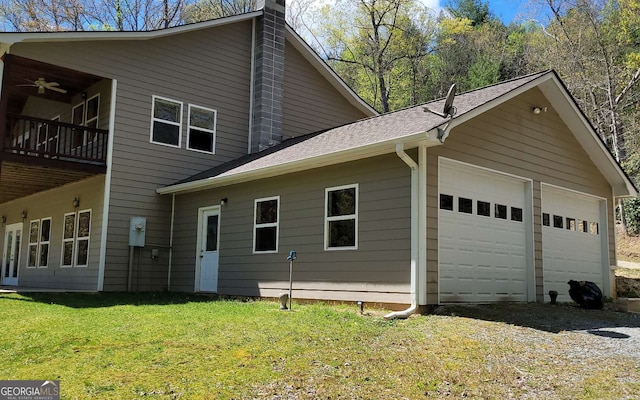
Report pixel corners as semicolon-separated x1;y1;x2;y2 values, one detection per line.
47;86;67;94
44;82;60;87
16;84;37;87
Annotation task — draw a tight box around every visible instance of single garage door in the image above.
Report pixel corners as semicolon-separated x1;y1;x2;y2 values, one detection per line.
439;159;530;303
541;185;605;302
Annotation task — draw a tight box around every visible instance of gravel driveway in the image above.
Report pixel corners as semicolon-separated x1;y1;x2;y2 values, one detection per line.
434;302;640;361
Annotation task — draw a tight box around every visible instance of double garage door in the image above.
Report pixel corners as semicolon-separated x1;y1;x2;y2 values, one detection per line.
439;159;606;303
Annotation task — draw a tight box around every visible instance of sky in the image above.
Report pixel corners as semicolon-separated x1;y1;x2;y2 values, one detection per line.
411;0;541;24
291;0;545;26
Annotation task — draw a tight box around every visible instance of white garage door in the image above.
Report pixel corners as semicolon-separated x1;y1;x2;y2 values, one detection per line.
439;159;529;303
541;185;605;303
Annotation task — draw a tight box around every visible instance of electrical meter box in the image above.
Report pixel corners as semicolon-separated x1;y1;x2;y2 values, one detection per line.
129;217;147;247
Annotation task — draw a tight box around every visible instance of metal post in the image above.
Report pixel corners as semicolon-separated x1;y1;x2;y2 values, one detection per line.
287;250;296;310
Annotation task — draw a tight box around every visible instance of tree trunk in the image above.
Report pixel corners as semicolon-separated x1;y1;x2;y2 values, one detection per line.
619;198;628;235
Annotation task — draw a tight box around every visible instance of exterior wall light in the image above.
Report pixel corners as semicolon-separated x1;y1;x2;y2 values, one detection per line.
532;106;547;115
1;215;6;224
73;197;80;209
21;210;27;220
220;197;228;205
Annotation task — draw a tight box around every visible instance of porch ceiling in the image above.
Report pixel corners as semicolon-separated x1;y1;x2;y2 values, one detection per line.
0;161;99;204
2;54;104;115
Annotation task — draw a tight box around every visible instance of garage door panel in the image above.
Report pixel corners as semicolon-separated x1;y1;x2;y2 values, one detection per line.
541;185;605;303
439;160;529;303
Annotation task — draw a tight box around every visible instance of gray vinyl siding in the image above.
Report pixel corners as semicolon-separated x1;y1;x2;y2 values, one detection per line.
426;87;615;304
11;20;371;291
172;154;412;304
0;176;104;290
11;21;255;291
282;42;369;138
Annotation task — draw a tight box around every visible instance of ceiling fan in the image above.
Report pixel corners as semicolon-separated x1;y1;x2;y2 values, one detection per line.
18;77;67;95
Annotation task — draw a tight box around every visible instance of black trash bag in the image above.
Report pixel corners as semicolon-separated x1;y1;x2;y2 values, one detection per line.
567;280;604;309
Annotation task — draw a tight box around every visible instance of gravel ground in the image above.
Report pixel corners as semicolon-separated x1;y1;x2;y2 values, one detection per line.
434;302;640;361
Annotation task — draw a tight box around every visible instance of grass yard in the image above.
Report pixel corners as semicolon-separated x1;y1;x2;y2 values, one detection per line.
1;293;639;399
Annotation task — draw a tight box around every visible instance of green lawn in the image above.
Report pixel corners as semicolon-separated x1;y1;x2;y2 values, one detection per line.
1;293;638;399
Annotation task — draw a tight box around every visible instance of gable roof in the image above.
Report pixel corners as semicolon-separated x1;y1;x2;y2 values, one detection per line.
158;70;637;198
0;12;376;117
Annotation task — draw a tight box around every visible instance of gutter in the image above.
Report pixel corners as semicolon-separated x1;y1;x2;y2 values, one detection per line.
385;143;420;319
157;132;440;195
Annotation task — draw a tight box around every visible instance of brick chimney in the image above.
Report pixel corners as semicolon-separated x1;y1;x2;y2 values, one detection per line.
250;0;286;153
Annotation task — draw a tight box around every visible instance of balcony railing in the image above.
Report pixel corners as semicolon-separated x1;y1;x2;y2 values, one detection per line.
4;113;108;165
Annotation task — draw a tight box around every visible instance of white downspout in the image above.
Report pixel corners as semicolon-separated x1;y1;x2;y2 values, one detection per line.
167;193;176;291
385;143;420;319
247;17;256;153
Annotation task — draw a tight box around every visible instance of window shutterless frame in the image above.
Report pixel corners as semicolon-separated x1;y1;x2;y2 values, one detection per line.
324;184;358;251
38;217;51;268
27;219;40;268
85;94;100;128
253;196;280;254
61;212;76;268
74;209;92;268
150;95;183;148
187;104;217;154
60;209;92;268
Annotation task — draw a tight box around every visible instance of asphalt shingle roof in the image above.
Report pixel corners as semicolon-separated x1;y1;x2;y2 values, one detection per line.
170;71;550;187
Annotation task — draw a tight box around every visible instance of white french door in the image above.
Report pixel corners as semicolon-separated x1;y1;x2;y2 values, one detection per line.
2;223;23;286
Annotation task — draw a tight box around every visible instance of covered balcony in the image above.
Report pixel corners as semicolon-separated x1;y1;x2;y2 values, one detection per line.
0;54;110;204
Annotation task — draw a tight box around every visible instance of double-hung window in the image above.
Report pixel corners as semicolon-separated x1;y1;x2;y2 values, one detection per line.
151;96;182;147
27;218;51;268
187;105;217;154
62;210;92;268
254;197;279;253
325;184;358;250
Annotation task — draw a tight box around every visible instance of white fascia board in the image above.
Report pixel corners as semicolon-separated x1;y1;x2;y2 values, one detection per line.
284;26;377;117
157;132;440;195
0;12;261;45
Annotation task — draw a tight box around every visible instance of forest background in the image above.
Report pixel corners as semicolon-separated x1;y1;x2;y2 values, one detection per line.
2;0;640;231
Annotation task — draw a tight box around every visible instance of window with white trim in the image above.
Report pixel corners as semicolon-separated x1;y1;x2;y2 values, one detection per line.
151;96;182;147
61;210;92;267
187;104;217;154
85;95;99;129
27;218;51;268
325;184;358;250
254;196;279;253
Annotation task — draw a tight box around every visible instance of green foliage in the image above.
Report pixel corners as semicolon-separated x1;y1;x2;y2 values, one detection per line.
465;55;501;88
319;0;437;112
623;198;640;235
445;0;492;26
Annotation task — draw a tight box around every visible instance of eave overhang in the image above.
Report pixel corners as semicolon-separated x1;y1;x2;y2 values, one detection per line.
0;12;262;45
156;133;440;195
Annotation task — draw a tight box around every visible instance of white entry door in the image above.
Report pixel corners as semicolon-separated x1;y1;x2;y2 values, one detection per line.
2;223;23;286
199;208;220;292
